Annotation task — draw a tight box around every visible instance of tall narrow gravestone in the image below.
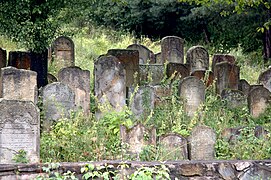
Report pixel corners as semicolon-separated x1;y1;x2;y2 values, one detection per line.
58;66;90;114
258;68;271;92
0;67;38;104
161;36;184;64
179;76;205;117
186;46;209;73
190;125;216;160
0;99;40;163
248;87;271;118
107;49;139;88
127;44;155;64
52;36;75;68
212;54;235;72
94;55;126;119
0;48;7;68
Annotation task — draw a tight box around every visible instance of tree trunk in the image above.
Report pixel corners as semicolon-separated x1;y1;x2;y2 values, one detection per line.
263;27;271;63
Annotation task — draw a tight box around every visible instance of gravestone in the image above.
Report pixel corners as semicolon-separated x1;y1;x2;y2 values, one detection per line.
214;62;240;94
127;44;155;64
179;76;205;117
107;49;139;87
0;48;7;68
129;86;155;119
238;79;250;96
120;123;156;159
94;55;126;119
186;46;209;73
159;133;188;160
152;85;172;106
258;68;271;92
58;66;90;114
161;36;184;64
166;63;189;80
248;87;271;118
212;54;235;72
139;64;164;85
0;99;40;163
0;67;38;104
155;52;162;64
250;84;264;92
41;82;75;129
191;70;214;87
221;89;247;108
190;125;216;160
47;73;58;84
8;51;31;69
52;36;75;68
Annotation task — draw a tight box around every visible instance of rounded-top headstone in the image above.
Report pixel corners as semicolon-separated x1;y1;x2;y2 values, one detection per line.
212;54;235;72
186;46;209;73
161;36;184;64
127;44;155;64
258;68;271;92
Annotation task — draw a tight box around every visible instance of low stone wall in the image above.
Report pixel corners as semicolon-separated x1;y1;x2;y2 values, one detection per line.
0;160;271;179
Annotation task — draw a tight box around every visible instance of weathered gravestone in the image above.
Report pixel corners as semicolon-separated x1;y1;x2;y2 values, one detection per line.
41;82;75;129
214;62;240;95
161;36;184;64
152;85;172;106
107;49;139;88
191;70;214;87
58;66;90;114
139;64;164;85
94;55;126;119
0;67;38;104
212;54;235;72
8;51;31;69
221;89;247;108
248;86;271;118
127;44;155;64
120;123;156;159
238;79;250;96
129;86;155;119
179;76;205;117
258;68;271;92
52;36;75;68
0;99;40;163
159;133;188;160
0;48;7;68
166;63;189;81
47;73;58;84
190;125;216;160
155;52;162;64
186;46;209;73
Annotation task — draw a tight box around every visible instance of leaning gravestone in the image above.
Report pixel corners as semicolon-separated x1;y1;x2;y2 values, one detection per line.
258;68;271;92
191;70;214;87
238;79;250;96
179;76;205;117
120;123;156;159
127;44;155;64
248;86;271;118
0;99;40;163
0;48;7;68
161;36;184;64
139;64;164;85
41;82;75;129
94;55;126;119
186;46;209;73
52;36;75;68
107;49;139;88
221;89;246;108
214;62;240;95
190;125;216;160
159;133;188;160
212;54;235;72
58;66;90;114
166;63;189;80
0;67;38;104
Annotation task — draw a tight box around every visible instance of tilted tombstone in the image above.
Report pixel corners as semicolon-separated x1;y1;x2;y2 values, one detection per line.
152;85;172;107
94;55;126;119
155;52;162;64
159;133;188;160
179;76;205;117
190;125;216;160
0;48;7;68
47;73;58;84
238;79;250;96
214;62;240;95
120;123;156;159
58;66;90;114
0;99;40;163
166;63;189;80
8;51;31;70
161;36;184;64
248;86;271;118
52;36;75;68
212;54;235;72
107;49;139;88
41;82;75;129
127;44;155;64
258;68;271;92
221;89;247;108
139;64;164;85
0;67;38;104
186;46;209;73
191;70;214;87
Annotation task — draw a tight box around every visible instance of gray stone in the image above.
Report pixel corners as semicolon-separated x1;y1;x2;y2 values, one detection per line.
139;64;164;85
58;66;90;114
186;46;209;73
94;55;126;119
166;63;189;80
0;48;7;68
238;79;250;96
155;52;162;64
0;67;38;104
221;89;247;108
127;44;155;64
161;36;184;64
179;76;205;117
47;73;58;84
152;85;172;107
0;99;40;163
218;163;237;180
258;67;271;92
239;163;271;180
212;54;235;72
190;125;216;160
